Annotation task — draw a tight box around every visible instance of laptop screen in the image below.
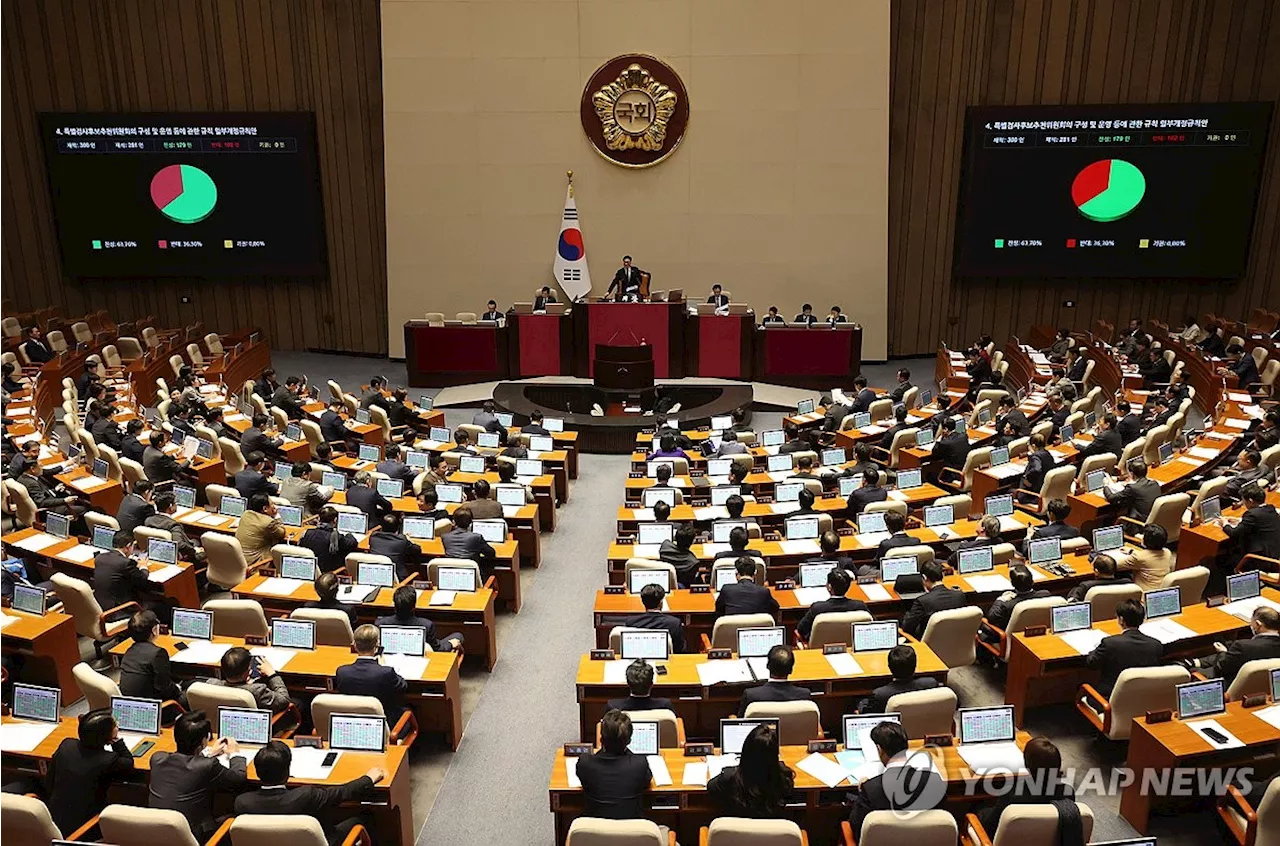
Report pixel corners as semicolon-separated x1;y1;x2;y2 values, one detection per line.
984;494;1014;518
1272;668;1280;702
286;423;304;442
720;719;779;756
856;511;888;534
430;426;451;443
530;435;555;452
1176;678;1226;720
92;457;109;478
852;621;899;652
406;450;430;470
197;440;216;460
767;454;793;473
977;408;992;425
279;555;317;580
91;525;116;550
957;547;995;574
838;476;860;498
711;415;733;432
786;516;820;540
1050;603;1093;634
277;505;303;527
628;568;672;595
357;561;396;587
494;411;511;427
220;495;247;517
219;707;271;746
737;626;785;658
775;482;802;503
357;443;380;462
1158;441;1174;464
843;713;901;751
459;456;486;474
172;608;213;640
796;398;816;415
646;460;674;479
1092;525;1124;553
403;517;435;540
473;520;506;543
1084;412;1097;430
145;538;179;566
627;720;660;756
1227;571;1262;602
496;486;527;507
112;696;162;736
355;409;372;426
637;523;675;546
12;683;60;723
11;584;46;616
543;418;565;433
329;713;386;752
274;462;294;481
916;428;935;446
45;512;70;539
705;459;732;478
761;430;785;447
924;504;953;527
437;566;477;592
322;471;347;491
822;448;846;467
516;459;543;477
1200;496;1222;523
477;432;499;449
337;512;369;535
958;706;1016;745
708;485;738;507
1060;424;1074;442
989;446;1010;466
271;618;316;649
1028;537;1062;565
380;625;427;656
1145;587;1181;620
713;520;748;544
851;412;871;429
881;555;918;582
896;468;923;489
713;567;738;591
620;629;670;660
799;561;836;589
436;483;464;503
1085;470;1107;493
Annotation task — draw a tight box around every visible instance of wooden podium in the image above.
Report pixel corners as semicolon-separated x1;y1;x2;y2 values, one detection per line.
592;344;654;391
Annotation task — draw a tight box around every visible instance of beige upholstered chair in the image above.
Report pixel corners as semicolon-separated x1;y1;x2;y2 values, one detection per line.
229;813;371;846
202;532;258;590
311;692;416;748
1084;584;1143;624
73;661;122;711
1;794;67;843
864;499;908;517
1123;492;1190;544
205;598;270;638
456;312;479;324
868;398;893;423
939;446;992;493
623;559;677;586
185;342;205;369
97;805;202;845
72;321;94;344
708;613;776;651
1227;659;1280;702
205;483;238;511
614;708;684;749
921;606;983;669
50;572;132;658
1189;476;1230;520
204;332;226;356
3;479;39;528
1076;452;1117;483
186;681;258;715
875;427;918;469
981;596;1066;662
804;611;873;649
744;700;821;745
1159;565;1210;604
965;803;1094;846
703;818;805;846
291;607;354;646
1078;665;1189;740
882;545;935;569
1218;772;1280;846
886;687;958;739
855;809;957;846
567;818;673;846
85;510;120;534
968;400;994;428
710;558;766;588
933;493;972;519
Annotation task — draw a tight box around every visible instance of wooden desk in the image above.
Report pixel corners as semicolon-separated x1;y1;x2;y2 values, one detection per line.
0;609;81;699
449;470;558;531
53;466;124;516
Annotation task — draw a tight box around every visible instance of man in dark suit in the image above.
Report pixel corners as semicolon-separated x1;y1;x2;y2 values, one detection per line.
859;645;940;713
1104;457;1160;520
1045;394;1070;438
149;710;249;839
1063;347;1088;384
481;300;503;322
20;325;53;364
715;557;780;619
1224;483;1280;570
902;561;968;638
1223;450;1276;504
44;709;136;834
360;376;391;412
115;480;156;535
336;625;408;716
825;306;848;326
375;584;463;652
235;741;382;845
16;453;87;525
1077;413;1123;460
93;530;170;624
1086;598;1164;696
847;468;888;515
875;511;918;561
984;565;1052;633
346;470;393;523
659;523;701;588
146;492;206;564
1144;395;1176;433
121;419;147;463
1020;434;1056;498
118;609;184;703
607;659;675;711
847;722;946;839
234;451;280;499
466;479;504;521
241;414;285;459
794;304;818;325
1022;498;1079;554
809;530;857;574
966;347;994;393
848;375;877;415
1222;347;1260;388
993;396;1029;446
319;399;353;451
607;256;643;301
739;645;812;714
879;405;911;450
375;443;417;484
440;506;496;569
270;377;306;421
888;368;914;404
1066;553;1132;602
931;416;971;477
707;284;729;308
533;285;559;311
521;411;550;436
973;738;1076;839
1115;400;1143;445
1138;344;1173;388
90;403;124;450
797;567;869;641
1191;607;1280;686
576;711;653;819
712;526;765;565
624;584;686;652
367;513;423;582
254;368;280;401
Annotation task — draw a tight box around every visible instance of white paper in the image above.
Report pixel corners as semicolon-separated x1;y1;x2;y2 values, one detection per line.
197;513;232;526
68;476;106;492
860;583;892;602
887;490;910;502
694;507;728;521
957;742;1026;774
0;721;58;752
1187;718;1244;750
999;516;1024;533
501;505;522;519
964;574;1014;593
793;587;829;606
254;577;307;596
826;652;863;676
988;463;1026;480
169;641;235;665
767;471;792;483
383;654;429;680
118;732;153;751
60;544;99;563
1224;418;1251;430
565;755;581;788
647;755;673;786
1188;446;1220;460
746;656;769;679
146;564;185;584
515;476;539;486
602;660;630;685
630;544;661;559
797;752;851;787
705;754;737;780
779;539;821;556
1058;628;1107;655
290;746;340;779
428;591;457;606
1222;596;1280;620
855;532;891;546
1204;430;1235;441
249;646;297;671
696;659;753;685
700;542;731;557
682;762;709;786
1252;704;1280;731
770;501;801;515
0;615;15;631
11;533;60;553
1140;618;1197;644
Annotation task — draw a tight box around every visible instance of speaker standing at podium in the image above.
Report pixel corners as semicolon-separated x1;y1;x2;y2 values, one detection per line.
607;255;644;301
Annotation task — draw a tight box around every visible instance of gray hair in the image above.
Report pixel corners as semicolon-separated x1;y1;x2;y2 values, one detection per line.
354;470;372;486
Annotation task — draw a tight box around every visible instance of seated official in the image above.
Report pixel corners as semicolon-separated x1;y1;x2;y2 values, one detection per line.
793;488;819;515
650;432;688;461
1116;523;1174;591
149;710;248;839
623;583;686;652
1078;414;1123;460
659;523;701;587
713;526;764;564
121;419;148;462
706;723;795;819
1220;345;1260;387
793;303;817;325
1045;394;1069;438
902;560;967;638
319;399;354;451
1224;483;1280;570
739;644;812;714
781;430;820;458
270;376;307;421
1144;395;1176;433
993;395;1029;447
1;361;24;394
499;429;528;460
416;487;449;522
847;468;888;515
533;285;558;311
236;493;286;564
879;404;911;449
715;429;749;456
1116;400;1143;445
145;491;206;563
235;741;383;845
466;479;503;521
1066;553;1131;602
93;530;171;624
91;402;124;450
207;646;296;714
442;506;497;569
860;644;940;713
481;299;503;322
931;415;971;477
20;325;53;364
715;556;779;619
607;659;674;711
336;625;408;716
360;376;391;413
808;529;857;575
16;453;89;525
875;510;917;563
143;430;196;484
205;408;240;444
947;515;1002;566
849;375;877;415
606;256;643;301
306;572;359;626
826;305;848;326
797;567;869;641
376;443;417;484
984;565;1051;634
421;456;452;489
1189;606;1280;686
727;462;753;496
368;512;423;581
45;709;135;835
375;584;463;652
234;451;280;499
848;722;946;837
521;410;550;436
299;506;360;573
1042;329;1072;363
242;414;285;459
761;306;785;326
1223;450;1276;504
576;710;652;820
281;462;333;516
1104;458;1160;520
119;610;184;704
116;480;156;535
707;284;729;309
347;470;394;522
254;369;280;401
1085;599;1163;696
451;428;479;456
387;388;415;429
472;400;499;432
974;738;1079;839
1022;498;1078;554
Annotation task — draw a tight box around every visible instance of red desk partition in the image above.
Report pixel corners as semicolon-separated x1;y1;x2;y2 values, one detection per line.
755;326;863;388
508;313;573;377
404;322;509;387
573;303;685;379
687;314;754;378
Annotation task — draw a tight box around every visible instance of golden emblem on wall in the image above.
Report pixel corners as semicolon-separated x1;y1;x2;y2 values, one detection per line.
580;55;690;168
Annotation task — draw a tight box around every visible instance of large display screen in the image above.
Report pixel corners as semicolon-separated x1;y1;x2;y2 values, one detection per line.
39;112;326;277
954;102;1272;278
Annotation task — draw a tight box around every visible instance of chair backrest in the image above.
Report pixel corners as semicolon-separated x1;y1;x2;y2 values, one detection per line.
342;393;359;416
186;680;257;714
427;558;482;587
885;427;918;468
3;479;38;527
865;499;908;517
1007;436;1030;459
204;332;225;356
623;559;677;587
101;343;122;368
743;699;821;745
1001;597;1067;657
311;693;386;742
1106;666;1190;739
369;405;393;441
1142;425;1171;466
1144;492;1190;542
204;598;270;638
860;809;958;846
73;321;93;343
206;483;238;511
709;558;766;588
169;353;186;379
1159;565;1210;604
956;447;992;491
705;818;804;846
50;572;110;640
607;626;674;655
1031;419;1053;442
271;543;317;570
269;406;290;433
78;427;101;462
290;608;354;646
1119;436;1146;466
216;438;246;477
933;493;972;519
142;325;160;348
885;687;958;739
1083;583;1143;623
185;343;205;367
100;804;201;846
74;661;121;710
229;814;331;846
968;400;993;428
882;544;935;569
620;708;682;749
921;606;983;669
807;610;873;648
1037;466;1077;510
710;613;776;650
1256;774;1280;846
1076;453;1117;483
868;398;893;423
1227;658;1280;701
989;803;1094;846
300;419;325;457
566;817;666;846
0;793;63;843
202;532;251;590
1260;444;1280;472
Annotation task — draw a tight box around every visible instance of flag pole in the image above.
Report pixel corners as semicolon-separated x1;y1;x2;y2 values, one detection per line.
567;170;574;198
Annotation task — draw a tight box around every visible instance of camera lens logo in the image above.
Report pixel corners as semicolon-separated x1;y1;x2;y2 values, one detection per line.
882;749;948;817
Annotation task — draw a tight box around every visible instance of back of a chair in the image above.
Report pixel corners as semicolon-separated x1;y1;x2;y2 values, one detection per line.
868;398;893;423
934;493;972;519
205;598;270;639
1260;444;1280;472
169;353;186;379
968;400;993;429
3;479;38;528
205;482;238;511
202;532;251;590
1142;425;1171;466
864;500;908;517
859;809;957;846
884;427;918;468
1107;666;1190;739
1037;465;1076;509
885;687;958;739
807;611;873;648
1159;565;1209;604
204;332;226;356
311;693;386;743
142;325;160;349
74;661;121;710
101;343;123;368
186;343;205;368
1227;658;1280;701
1063;411;1085;434
566;817;665;846
1118;437;1146;467
744;699;821;745
1003;597;1066;651
622;708;682;749
1080;359;1095;387
291;608;354;646
921;606;983;668
84;511;120;535
50;571;110;641
1255;778;1280;846
342;393;359;416
271;543;316;570
623;559;677;588
705;817;804;846
1031;419;1053;442
957;447;992;491
1060;537;1090;554
0;793;63;844
989;802;1094;846
1007;436;1030;459
710;613;776;650
229;814;329;846
1084;584;1142;623
73;321;93;344
1144;492;1190;542
101;805;200;846
882;544;935;569
78;427;101;462
186;680;257;715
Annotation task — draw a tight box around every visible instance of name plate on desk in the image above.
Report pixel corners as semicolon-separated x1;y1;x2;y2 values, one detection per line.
1242;693;1268;709
777;579;796;591
823;644;849;655
245;634;268;647
590;649;616;661
690;585;711;594
837;527;855;536
807;739;837;754
564;743;594;757
294;735;324;749
707;648;733;660
414;580;432;591
1023;625;1048;638
685;742;714;757
629;472;643;479
1206;595;1226;608
924;734;953;747
603;585;625;595
1145;709;1173;724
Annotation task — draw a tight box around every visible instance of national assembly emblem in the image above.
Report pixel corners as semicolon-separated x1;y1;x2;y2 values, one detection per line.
580;55;690;168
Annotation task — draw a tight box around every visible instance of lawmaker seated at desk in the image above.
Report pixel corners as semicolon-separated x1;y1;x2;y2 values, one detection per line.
607;658;674;711
713;527;764;566
1083;598;1163;697
44;708;137;835
575;710;654;821
1185;606;1280;686
148;710;249;840
119;609;185;707
204;645;299;717
761;306;786;326
441;506;497;570
1022;498;1079;554
825;306;848;327
481;300;504;323
858;644;939;714
376;584;464;652
649;433;688;461
846;722;946;838
1115;523;1174;591
797;567;869;642
660;523;701;587
1103;457;1160;521
971;737;1080;842
714;556;778;620
337;624;409;717
739;644;812;715
902;560;967;638
793;303;817;326
707;284;728;309
1066;553;1131;602
1222;483;1280;571
706;723;795;820
623;584;686;653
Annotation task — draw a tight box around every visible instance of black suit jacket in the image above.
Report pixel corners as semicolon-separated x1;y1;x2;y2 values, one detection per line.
740;680;812;715
121;434;147;462
270;386;305;420
47;737;135;833
298;526;360;573
1023;521;1079;554
1117;413;1143;445
440;529;496;564
797;595;870;639
847;486;888;515
320;409;349;444
534;295;558;310
375;459;417;484
1086;628;1164;696
606;693;674;712
1104;477;1160;520
1226;505;1280;562
848;762;947;838
715;580;779;619
850;388;877;414
876;532;918;559
233;468;278;499
624;610;686;653
367;530;423;581
233;776;375;830
346;485;393;522
998;408;1029;438
336;656;408;715
902;585;968;638
21;337;53;364
119;640;182;701
860;676;940;715
240;426;284;458
575;750;652;820
116;493;156;535
374;612;446;651
142;445;184;483
609;267;643;295
1022;449;1056;494
1079;428;1123;460
932;432;970;471
149;750;249;838
93;550;159;620
1218;633;1280;686
91;416;124;450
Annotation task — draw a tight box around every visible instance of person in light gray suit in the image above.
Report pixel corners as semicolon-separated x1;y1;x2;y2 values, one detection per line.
440;506;496;573
715;430;750;457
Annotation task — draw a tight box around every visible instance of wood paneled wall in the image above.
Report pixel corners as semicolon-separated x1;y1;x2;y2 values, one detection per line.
1;0;388;355
888;0;1280;356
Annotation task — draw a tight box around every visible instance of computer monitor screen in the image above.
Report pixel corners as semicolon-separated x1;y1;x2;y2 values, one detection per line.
172;608;213;640
852;621;899;652
919;390;933;406
767;454;793;473
436;484;464;503
173;485;197;509
646;460;674;479
1085;412;1098;430
516;459;543;477
458;456;486;475
544;418;564;433
720;719;778;756
376;478;405;499
357;444;380;462
822;448;846;467
799;561;836;589
1060;424;1075;442
737;626;785;658
1176;678;1226;720
711;415;733;432
494;411;511;427
1158;441;1174;463
1145;587;1181;620
477;432;499;449
628;568;672;595
91;525;116;550
1200;496;1222;523
45;512;70;539
12;684;60;723
357;561;395;588
842;713;901;750
838;477;860;498
10;584;46;616
530;435;555;452
1050;603;1093;634
403;517;436;540
337;512;368;535
430;426;451;443
958;706;1016;744
924;504;953;527
989;446;1010;466
712;520;748;544
796;398;816;415
1085;470;1107;493
641;487;676;508
620;629;670;660
977;409;992;425
1271;668;1280;702
473;520;507;543
708;485;737;507
271;618;316;649
219;707;272;746
637;523;675;546
277;505;303;527
1092;525;1124;553
322;471;347;491
786;516;820;540
1028;537;1062;565
775;483;802;503
705;459;732;478
279;555;317;580
437;566;477;592
91;457;109;478
761;430;785;447
852;412;872;429
985;494;1014;518
286;423;304;442
627;720;660;756
896;468;923;489
329;713;386;752
220;495;247;517
274;462;294;481
406;450;429;470
916;428;935;447
957;547;995;574
881;556;919;582
495;486;527;508
112;696;161;736
197;440;216;460
355;408;371;426
380;625;427;656
713;567;738;591
1227;571;1262;602
856;512;887;534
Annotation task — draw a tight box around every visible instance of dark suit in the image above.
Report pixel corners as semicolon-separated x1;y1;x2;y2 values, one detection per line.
794;313;817;325
986;588;1052;631
1104;477;1160;520
466;498;503;521
46;736;135;833
850;388;877;415
1224;467;1276;503
233;468;278;499
1078;428;1123;461
1065;357;1087;383
1204;633;1280;686
707;293;729;307
121;434;146;463
575;750;652;819
1066;573;1133;603
1086;628;1164;696
319;410;349;445
876;532;918;559
1145;408;1176;433
1022;448;1056;494
346;485;393;522
797;596;869;640
847;485;888;516
623;610;686;653
932;432;971;472
142;445;184;483
740;679;812;715
116;493;156;535
1140;354;1173;388
360;389;391;412
1232;354;1260;387
93;550;160;621
374;612;458;652
974;779;1075;838
440;529;496;565
848;762;947;838
1117;413;1144;445
1022;521;1079;555
715;580;779;618
119;639;182;701
1226;504;1280;565
533;295;558;311
270;385;305;420
860;676;940;715
889;382;913;404
149;750;249;838
91;416;123;450
336;655;408;715
298;526;360;573
233;776;376;845
606;693;674;711
367;530;423;581
996;408;1029;440
902;585;968;638
241;426;284;458
608;266;643;298
21;337;53;364
375;460;416;484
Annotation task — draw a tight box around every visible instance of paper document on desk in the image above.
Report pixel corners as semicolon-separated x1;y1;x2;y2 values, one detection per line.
767;470;793;483
1058;629;1106;655
250;647;298;671
60;544;98;563
958;742;1026;774
1175;457;1202;467
0;614;16;631
501;506;523;519
67;476;105;492
694;507;728;521
564;756;582;788
797;752;851;787
859;583;892;602
1204;430;1234;441
1223;596;1280;620
770;501;801;515
826;652;862;676
0;721;57;752
1251;704;1280;731
697;659;753;686
989;463;1026;479
384;654;429;680
428;591;457;606
887;490;910;502
1139;619;1196;644
701;542;730;557
147;565;185;584
515;476;538;486
965;574;1013;594
170;641;234;665
647;755;673;786
291;746;340;779
746;656;769;679
705;754;737;780
1187;718;1244;750
337;584;377;604
682;762;709;786
197;513;231;527
780;540;821;556
630;544;660;559
998;516;1024;533
860;425;887;435
631;508;655;521
1224;418;1251;429
792;587;829;606
10;533;60;553
1187;446;1220;460
602;661;630;685
855;532;890;546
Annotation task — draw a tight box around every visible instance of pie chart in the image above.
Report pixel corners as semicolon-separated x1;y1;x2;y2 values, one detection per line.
150;164;217;224
1071;159;1145;222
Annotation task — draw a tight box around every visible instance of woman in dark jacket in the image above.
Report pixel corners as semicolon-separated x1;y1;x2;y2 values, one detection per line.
706;723;794;818
297;506;359;573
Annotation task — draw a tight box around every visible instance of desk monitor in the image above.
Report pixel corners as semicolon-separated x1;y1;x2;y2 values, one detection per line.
720;719;779;756
761;430;786;448
662;419;680;433
1271;667;1280;702
958;705;1016;745
1158;441;1174;464
896;468;923;490
713;566;738;592
954;416;968;436
218;706;272;747
273;462;294;481
45;512;71;539
799;561;836;589
197;439;216;460
477;432;500;449
915;428;935;447
376;478;405;499
286;423;304;442
1084;412;1097;431
436;483;464;503
1227;571;1262;602
881;555;919;583
1176;678;1226;720
530;435;555;453
280;555;317;580
919;389;933;407
620;629;670;661
172;608;213;640
91;525;116;550
220;495;247;518
627;720;660;757
429;426;451;443
355;409;372;426
1060;424;1075;443
737;626;785;658
1050;602;1093;634
458;455;486;475
357;560;396;588
174;481;195;509
706;458;732;478
713;520;748;544
786;515;820;541
641;487;677;508
711;415;733;432
10;584;47;616
646;460;675;479
838;476;861;498
767;454;793;473
628;568;672;595
380;625;427;656
775;483;803;503
821;448;846;467
637;522;675;546
1200;496;1222;523
544;417;565;433
91;457;109;478
977;408;993;426
495;486;526;508
494;411;511;427
796;398;816;415
1093;525;1124;554
1028;536;1062;565
337;512;368;535
843;712;902;750
709;485;739;507
406;450;430;470
924;504;953;528
516;459;543;478
984;494;1014;518
856;511;887;534
329;713;387;752
437;566;477;592
852;621;899;652
989;446;1010;467
473;519;507;544
146;539;178;567
957;547;995;575
1085;470;1107;493
357;443;380;462
851;412;872;429
1145;587;1181;620
403;517;435;540
277;505;303;528
112;696;162;736
13;684;60;723
271;618;316;650
322;471;347;491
